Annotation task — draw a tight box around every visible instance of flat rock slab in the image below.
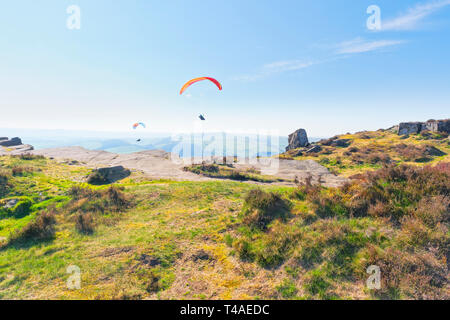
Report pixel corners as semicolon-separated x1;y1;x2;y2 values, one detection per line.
30;147;348;187
32;147;210;182
0;144;34;155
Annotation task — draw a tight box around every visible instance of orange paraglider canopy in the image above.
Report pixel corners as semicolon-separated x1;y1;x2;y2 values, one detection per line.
180;77;222;95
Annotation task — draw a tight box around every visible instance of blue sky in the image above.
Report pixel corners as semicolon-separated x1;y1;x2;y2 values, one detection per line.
1;0;449;137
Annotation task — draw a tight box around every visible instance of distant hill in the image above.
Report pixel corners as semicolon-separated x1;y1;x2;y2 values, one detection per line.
2;128;322;157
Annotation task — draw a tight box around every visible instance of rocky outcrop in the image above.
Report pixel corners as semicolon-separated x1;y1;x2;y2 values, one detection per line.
0;137;34;155
425;119;450;134
305;145;322;154
0;137;22;147
87;166;131;185
398;122;424;135
285;144;322;157
398;119;450;135
318;137;351;147
286;129;309;151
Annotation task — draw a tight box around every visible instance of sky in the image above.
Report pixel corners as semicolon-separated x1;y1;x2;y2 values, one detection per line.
0;0;449;137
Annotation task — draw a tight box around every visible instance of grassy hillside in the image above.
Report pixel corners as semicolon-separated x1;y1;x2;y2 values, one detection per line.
280;129;449;177
0;151;448;300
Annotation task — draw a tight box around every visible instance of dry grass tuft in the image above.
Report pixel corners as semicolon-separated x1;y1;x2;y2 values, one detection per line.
9;209;57;244
241;189;291;230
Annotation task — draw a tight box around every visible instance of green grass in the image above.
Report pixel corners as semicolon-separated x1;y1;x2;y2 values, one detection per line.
0;155;448;300
276;279;298;299
0;157;268;299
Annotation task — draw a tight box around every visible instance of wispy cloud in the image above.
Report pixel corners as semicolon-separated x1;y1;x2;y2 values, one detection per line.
232;1;448;82
263;60;315;72
233;37;405;81
233;59;316;81
382;0;450;31
335;38;405;54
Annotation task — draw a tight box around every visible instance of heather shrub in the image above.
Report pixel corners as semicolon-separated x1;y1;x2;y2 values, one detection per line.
67;186;131;214
308;164;450;221
228;170;249;181
234;222;301;268
184;163;279;183
361;246;448;299
12;154;45;160
68;185;97;199
410;195;449;228
307;190;348;218
105;186;130;209
433;161;450;172
234;238;255;261
10;209;57;243
241;189;291;229
294;219;368;276
392;144;445;162
12;166;34;176
184;163;219;174
65;186;131;233
87;170;109;185
349;144;390;165
294;174;322;200
367;152;391;165
397;215;448;257
0;169;10;196
254;223;301;268
75;212;95;234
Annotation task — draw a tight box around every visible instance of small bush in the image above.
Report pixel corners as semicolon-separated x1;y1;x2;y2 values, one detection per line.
228;170;248;181
350;145;391;165
307;164;450;221
10;209;57;243
87;171;109;185
68;186;96;199
145;272;162;293
362;246;448;299
67;186;131;214
308;191;348;218
234;239;255;261
183;163;219;174
135;268;164;293
241;189;290;229
14;154;45;161
184;163;280;183
106;186;130;209
75;212;95;234
433;162;450;172
392;144;446;162
295;174;322;196
12;166;34;176
295;220;367;274
0;170;11;196
255;225;300;268
367;152;391;165
411;195;449;228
